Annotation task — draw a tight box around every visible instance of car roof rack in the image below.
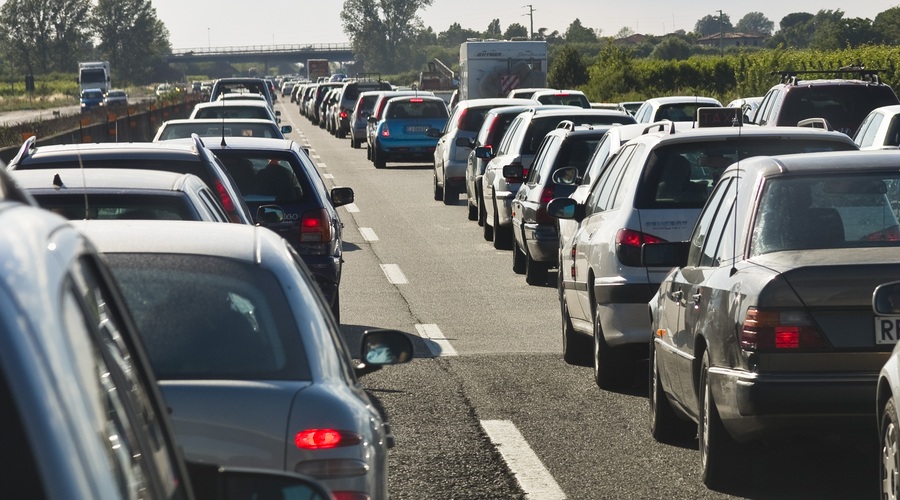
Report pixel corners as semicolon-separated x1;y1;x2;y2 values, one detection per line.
355;72;383;83
797;117;834;131
556;120;575;130
772;66;883;85
641;120;677;136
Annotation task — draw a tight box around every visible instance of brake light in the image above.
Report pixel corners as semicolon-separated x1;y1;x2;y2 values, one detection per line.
409;98;423;103
295;429;362;450
862;226;900;241
300;209;333;243
615;228;665;267
456;108;468;129
536;185;556;225
340;110;348;119
213;179;236;218
741;308;829;351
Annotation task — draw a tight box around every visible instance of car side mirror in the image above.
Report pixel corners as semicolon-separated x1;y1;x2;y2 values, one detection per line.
256;205;285;225
502;164;524;182
331;186;354;208
187;462;333;500
275;110;282;116
551;167;579;185
546;197;584;222
455;137;474;148
640;241;690;268
474;146;493;160
355;329;414;377
874;281;900;315
426;128;443;138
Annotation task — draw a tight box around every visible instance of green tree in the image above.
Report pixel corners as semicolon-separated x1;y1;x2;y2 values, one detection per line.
564;18;598;43
485;19;501;38
92;0;170;84
769;12;814;48
649;36;693;60
438;22;481;46
535;27;562;44
341;0;433;73
874;7;900;45
695;13;732;37
0;0;92;75
615;27;635;39
735;12;774;35
548;44;588;88
504;23;528;39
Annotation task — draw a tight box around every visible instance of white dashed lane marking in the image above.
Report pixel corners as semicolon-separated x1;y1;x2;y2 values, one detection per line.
344;203;359;213
359;228;379;241
380;264;408;284
480;420;566;500
318;163;327;168
322;173;334;179
415;324;458;357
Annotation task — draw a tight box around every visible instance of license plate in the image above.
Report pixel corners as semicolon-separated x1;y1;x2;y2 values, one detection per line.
875;317;900;344
405;125;427;133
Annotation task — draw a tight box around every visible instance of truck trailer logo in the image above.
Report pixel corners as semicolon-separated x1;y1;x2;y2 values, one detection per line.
475;51;503;57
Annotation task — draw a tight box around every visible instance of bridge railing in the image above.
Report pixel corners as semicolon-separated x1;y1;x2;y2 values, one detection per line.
170;43;353;57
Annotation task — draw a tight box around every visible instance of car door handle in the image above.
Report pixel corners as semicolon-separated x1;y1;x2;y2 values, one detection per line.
671;290;683;301
692;293;702;304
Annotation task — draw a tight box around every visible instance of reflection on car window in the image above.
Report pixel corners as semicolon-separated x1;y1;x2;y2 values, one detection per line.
219;156;305;202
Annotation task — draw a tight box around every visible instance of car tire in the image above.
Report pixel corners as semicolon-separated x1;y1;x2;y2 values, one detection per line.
373;145;385;169
483;204;494;241
649;339;692;443
331;289;341;324
441;170;455;205
433;172;443;201
593;307;631;390
561;291;590;365
467;199;478;221
525;254;549;286
351;137;359;149
699;350;737;488
477;186;486;227
881;397;900;500
492;194;512;250
366;143;372;160
512;240;526;274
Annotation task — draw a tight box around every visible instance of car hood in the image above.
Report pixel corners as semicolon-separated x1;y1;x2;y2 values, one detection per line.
160;380;310;469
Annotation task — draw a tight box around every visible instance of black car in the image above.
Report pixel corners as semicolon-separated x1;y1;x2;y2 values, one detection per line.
192;136;353;322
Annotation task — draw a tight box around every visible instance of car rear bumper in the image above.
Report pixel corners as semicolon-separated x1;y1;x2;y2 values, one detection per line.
378;142;438;163
710;367;880;442
594;282;658;346
301;255;341;304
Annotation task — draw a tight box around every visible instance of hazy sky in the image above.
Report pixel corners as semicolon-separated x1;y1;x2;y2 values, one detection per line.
152;1;899;49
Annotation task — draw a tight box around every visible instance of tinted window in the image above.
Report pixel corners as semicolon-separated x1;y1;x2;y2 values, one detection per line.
107;254;311;380
158;123;280;140
778;85;899;134
33;193;197;221
215;152;309;203
536;93;590;108
194;106;271;120
17;159;208;181
386;99;448;119
687;178;733;267
522;114;633;154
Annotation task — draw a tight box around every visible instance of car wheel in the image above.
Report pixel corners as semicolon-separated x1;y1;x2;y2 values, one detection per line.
525;253;549;286
351;137;359;149
477;186;486;227
373;145;385;169
331;288;341;324
512;240;526;274
483;202;494;241
649;339;692;443
699;350;737;488
441;169;455;205
882;397;900;500
561;290;590;365
366;143;372;160
492;194;512;250
593;307;631;390
467;198;478;221
433;172;443;201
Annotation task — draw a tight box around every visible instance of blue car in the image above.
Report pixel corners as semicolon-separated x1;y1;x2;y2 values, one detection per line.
370;95;448;168
80;88;105;112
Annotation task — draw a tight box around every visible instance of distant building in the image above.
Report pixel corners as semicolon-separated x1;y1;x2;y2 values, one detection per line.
697;32;766;48
614;34;648;46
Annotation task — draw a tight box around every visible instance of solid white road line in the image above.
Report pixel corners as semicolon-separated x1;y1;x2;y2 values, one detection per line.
415;324;458;357
344;203;359;213
480;420;566;500
359;227;379;242
380;264;408;284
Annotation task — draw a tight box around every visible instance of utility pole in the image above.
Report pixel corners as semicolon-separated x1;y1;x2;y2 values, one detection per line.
524;4;535;40
717;9;724;56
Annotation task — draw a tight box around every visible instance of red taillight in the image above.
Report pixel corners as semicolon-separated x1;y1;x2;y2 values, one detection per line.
456;108;468;129
213;179;236;216
294;429;362;450
340;110;348;119
332;493;370;500
409;98;423;103
381;124;391;137
615;228;665;267
862;226;900;241
536;185;556;225
300;209;332;242
741;308;829;351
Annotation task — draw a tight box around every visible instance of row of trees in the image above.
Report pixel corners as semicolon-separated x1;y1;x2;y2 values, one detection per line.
0;0;172;85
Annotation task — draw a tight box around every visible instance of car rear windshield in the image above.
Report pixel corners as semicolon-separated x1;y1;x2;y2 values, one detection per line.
460;107;495;132
194;107;271;120
213;152;310;203
386;99;448;119
778;85;900;134
656;103;716;122
158;123;281;140
16;159;208;182
523;114;635;154
634;138;858;209
537;93;591;108
751;174;900;255
107;254;311;381
33;193;197;221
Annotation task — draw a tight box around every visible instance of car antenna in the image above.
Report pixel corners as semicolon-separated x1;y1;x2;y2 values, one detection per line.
730;109;742;277
220;95;227;147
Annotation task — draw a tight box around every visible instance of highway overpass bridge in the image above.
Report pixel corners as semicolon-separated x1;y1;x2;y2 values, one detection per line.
166;43;355;68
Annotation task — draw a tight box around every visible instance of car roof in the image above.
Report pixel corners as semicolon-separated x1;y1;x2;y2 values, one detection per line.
525;107;634;118
192;136;298;151
643;95;722;105
738;149;900;177
626;123;858;148
8;140;206;165
456;98;541;109
161;118;278;126
11;168;199;191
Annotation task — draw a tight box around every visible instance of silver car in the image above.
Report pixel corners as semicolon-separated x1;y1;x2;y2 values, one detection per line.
81;219;413;499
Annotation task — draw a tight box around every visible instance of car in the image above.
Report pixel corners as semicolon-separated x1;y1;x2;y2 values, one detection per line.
530;89;592;108
155;82;174;97
183;135;354;322
875;281;900;500
548;122;860;388
0;175;333;500
153;118;292;141
307;81;344;126
11;168;231;222
853;104;900;150
337;78;393;138
190;100;280;123
631;96;723;123
5;135;254;225
464;105;537;225
79;88;105;112
349;90;383;149
751;67;900;136
365;90;434;160
370;95;449;169
208;77;275;108
103;88;128;108
506;87;553;99
726;96;763;122
431;97;539;205
475;107;637;249
215;91;269;104
322;87;342;133
644;150;900;488
81;219;414;499
509;122;607;285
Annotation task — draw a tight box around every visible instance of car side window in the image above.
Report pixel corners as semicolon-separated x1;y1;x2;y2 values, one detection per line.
497;118;523;156
687;178;734;267
755;89;779;126
198;187;230;222
859;113;884;148
582;133;612;186
701;178;738;267
887;116;900;147
530;135;560;184
586;143;635;214
609;144;646;210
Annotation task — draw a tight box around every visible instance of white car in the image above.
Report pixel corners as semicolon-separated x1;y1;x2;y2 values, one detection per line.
854;104;900;150
876;280;900;500
632;95;723;123
190;100;280;123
